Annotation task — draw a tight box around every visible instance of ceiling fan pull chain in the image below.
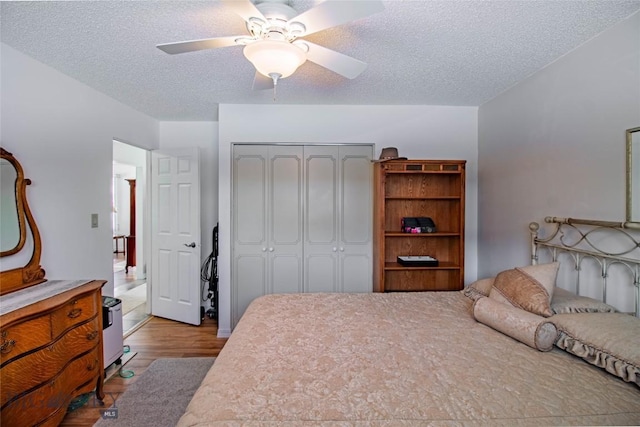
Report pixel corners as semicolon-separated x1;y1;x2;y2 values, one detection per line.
269;73;281;102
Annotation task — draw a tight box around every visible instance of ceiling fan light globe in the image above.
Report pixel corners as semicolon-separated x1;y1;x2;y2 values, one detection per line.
243;40;306;79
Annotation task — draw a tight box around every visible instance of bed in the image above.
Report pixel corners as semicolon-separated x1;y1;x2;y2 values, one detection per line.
178;218;640;426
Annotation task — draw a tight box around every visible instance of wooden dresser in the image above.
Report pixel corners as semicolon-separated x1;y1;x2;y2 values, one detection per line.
0;280;106;427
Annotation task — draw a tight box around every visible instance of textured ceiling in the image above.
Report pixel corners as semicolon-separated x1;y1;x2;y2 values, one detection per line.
2;1;639;121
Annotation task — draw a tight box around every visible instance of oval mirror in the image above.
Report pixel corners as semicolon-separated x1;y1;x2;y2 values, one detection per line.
0;158;21;253
0;147;46;295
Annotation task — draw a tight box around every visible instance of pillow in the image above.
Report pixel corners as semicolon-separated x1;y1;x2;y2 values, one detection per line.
552;313;640;387
473;297;558;351
489;262;559;317
551;287;617;314
461;277;494;301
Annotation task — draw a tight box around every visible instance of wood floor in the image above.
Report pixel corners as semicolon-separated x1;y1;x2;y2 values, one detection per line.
59;316;227;427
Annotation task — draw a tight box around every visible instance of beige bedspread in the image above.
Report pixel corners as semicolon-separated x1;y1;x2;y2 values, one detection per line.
178;292;640;426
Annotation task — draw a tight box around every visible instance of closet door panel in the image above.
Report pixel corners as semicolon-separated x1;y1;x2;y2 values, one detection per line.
270;147;303;246
233;145;269;327
271;254;303;294
341;253;371;293
305;149;337;244
304;146;339;292
233;254;266;326
306;254;337;293
269;146;303;294
339;145;373;292
341;149;373;244
234;148;267;246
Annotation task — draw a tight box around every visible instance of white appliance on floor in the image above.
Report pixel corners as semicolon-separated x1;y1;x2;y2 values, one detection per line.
102;296;124;369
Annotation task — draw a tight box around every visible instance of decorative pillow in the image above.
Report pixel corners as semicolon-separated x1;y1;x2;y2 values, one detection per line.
473;297;558;351
552;313;640;387
551;287;618;314
489;262;559;317
461;277;495;301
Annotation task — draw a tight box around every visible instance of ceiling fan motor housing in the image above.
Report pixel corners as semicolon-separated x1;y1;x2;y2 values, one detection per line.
249;0;305;42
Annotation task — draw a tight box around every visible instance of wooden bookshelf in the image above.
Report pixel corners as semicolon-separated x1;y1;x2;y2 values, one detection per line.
373;160;466;292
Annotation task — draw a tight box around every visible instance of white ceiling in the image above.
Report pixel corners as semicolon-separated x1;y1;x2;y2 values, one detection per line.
2;1;639;121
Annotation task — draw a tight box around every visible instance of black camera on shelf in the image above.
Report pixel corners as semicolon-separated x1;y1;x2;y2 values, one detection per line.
401;217;437;233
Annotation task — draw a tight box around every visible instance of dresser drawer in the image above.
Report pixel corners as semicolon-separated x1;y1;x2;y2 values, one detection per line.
0;316;101;407
0;315;51;365
50;293;99;338
1;346;102;427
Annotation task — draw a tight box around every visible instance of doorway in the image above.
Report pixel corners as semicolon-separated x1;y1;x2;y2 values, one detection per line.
113;141;150;336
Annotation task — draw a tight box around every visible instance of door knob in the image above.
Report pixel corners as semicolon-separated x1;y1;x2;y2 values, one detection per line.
184;242;196;248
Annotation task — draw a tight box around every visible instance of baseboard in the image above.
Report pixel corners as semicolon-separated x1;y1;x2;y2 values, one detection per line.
217;328;231;338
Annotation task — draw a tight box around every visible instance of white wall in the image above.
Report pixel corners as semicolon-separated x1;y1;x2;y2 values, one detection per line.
478;12;640;310
159;121;219;311
217;104;479;336
0;43;159;298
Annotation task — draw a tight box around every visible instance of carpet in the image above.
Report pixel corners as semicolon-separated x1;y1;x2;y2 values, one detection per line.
93;357;215;427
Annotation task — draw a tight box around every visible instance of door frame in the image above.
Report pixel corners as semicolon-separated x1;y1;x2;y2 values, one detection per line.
112;140;152;320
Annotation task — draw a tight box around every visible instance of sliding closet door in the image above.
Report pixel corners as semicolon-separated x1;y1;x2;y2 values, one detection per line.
232;145;303;327
305;145;373;293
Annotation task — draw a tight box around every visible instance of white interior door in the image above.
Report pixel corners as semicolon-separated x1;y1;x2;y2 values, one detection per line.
150;148;201;325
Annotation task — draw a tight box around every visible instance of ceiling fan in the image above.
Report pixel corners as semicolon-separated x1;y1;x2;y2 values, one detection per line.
156;0;384;90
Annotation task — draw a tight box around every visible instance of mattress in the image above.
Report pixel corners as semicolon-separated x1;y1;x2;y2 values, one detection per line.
178;292;640;426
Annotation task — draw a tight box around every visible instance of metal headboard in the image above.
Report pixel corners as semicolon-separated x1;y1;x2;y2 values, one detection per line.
530;216;640;318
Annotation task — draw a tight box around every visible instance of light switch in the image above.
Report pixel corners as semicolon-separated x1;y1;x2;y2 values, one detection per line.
91;213;99;228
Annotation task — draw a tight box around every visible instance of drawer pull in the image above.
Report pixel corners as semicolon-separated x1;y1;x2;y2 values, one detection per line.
68;308;82;318
0;339;15;354
87;330;99;341
87;359;98;371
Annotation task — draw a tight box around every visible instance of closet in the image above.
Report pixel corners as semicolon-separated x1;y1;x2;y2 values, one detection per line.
232;144;373;327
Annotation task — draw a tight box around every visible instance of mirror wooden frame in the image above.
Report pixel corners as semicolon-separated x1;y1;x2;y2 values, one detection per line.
626;127;640;224
0;147;46;295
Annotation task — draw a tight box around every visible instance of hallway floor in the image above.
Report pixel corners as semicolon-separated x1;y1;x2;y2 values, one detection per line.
113;253;150;336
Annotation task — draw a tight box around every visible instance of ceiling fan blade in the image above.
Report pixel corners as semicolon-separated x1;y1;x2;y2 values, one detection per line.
220;0;266;23
252;72;273;91
291;0;384;37
157;36;240;54
302;41;367;79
